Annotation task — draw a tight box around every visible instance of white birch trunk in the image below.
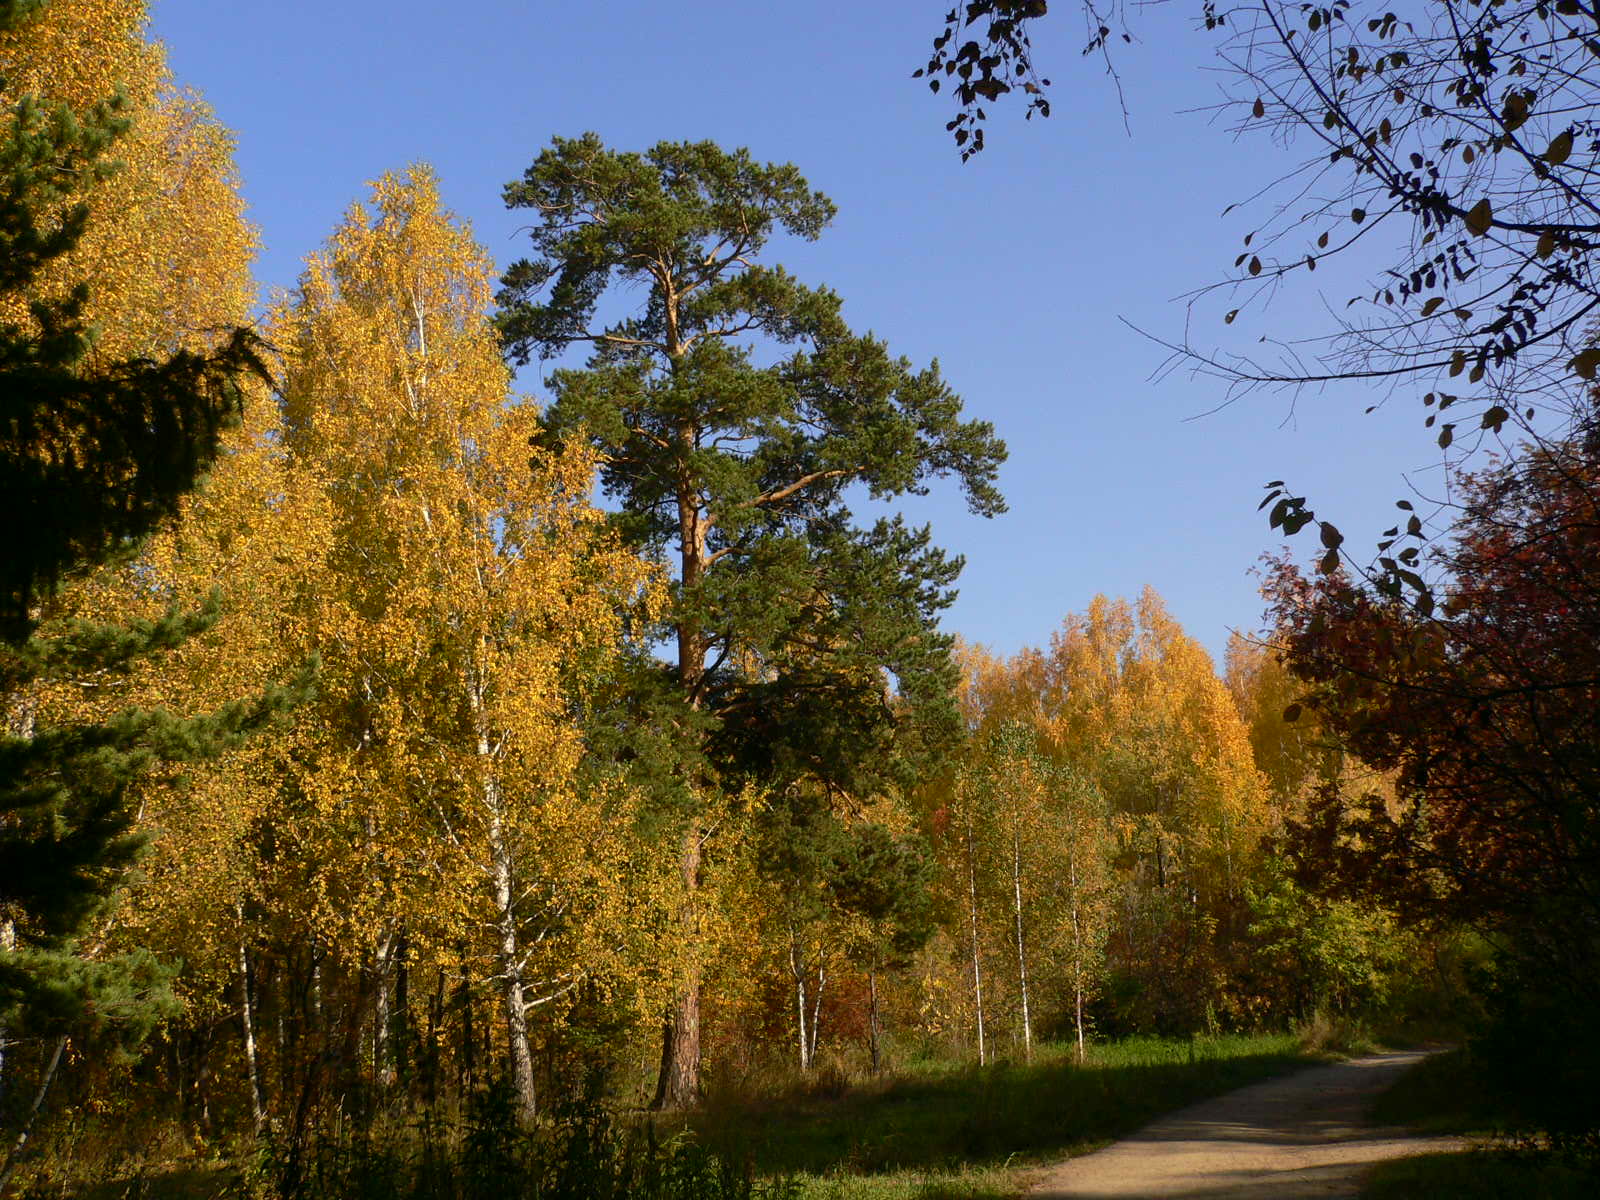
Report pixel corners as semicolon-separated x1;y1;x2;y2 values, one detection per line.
789;930;810;1072
237;915;267;1133
1069;849;1087;1063
808;961;825;1067
965;805;986;1067
374;928;395;1088
0;1035;65;1193
275;966;287;1094
469;669;536;1121
0;919;13;1107
1010;823;1033;1063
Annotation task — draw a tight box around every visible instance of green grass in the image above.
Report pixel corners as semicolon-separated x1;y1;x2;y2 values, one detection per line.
1367;1046;1499;1136
686;1033;1327;1199
1362;1047;1599;1199
23;1034;1327;1200
1363;1150;1594;1199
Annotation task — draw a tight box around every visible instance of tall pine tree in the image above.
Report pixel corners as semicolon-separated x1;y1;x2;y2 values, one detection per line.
498;134;1006;1106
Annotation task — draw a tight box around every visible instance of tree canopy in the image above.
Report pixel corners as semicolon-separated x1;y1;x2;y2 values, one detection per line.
0;2;281;1174
919;1;1600;566
1264;420;1600;1137
498;133;1006;1105
0;0;262;646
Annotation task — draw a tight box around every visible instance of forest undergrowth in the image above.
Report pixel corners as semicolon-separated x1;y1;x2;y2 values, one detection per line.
1361;1048;1599;1200
16;1031;1340;1200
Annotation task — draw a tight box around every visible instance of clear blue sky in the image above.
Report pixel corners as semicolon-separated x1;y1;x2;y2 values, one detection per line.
149;0;1448;668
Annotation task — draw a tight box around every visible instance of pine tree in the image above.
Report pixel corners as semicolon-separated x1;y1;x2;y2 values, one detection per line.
0;0;261;645
0;1;274;1167
498;134;1006;1106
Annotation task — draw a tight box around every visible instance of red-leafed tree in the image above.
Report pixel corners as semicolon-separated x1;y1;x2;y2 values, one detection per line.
1264;419;1600;1142
1266;437;1600;931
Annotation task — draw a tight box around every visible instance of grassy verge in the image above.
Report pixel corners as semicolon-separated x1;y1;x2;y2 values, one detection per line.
688;1033;1328;1200
1367;1046;1497;1136
1362;1047;1597;1199
1363;1151;1593;1199
25;1034;1327;1199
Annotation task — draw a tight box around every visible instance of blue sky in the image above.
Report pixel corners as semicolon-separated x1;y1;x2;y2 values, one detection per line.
149;0;1450;668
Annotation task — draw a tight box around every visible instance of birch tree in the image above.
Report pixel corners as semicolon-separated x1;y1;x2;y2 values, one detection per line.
1039;590;1272;1030
272;167;657;1121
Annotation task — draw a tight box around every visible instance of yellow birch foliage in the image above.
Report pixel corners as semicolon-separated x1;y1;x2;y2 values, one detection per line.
956;592;1270;906
945;654;1118;1049
28;381;323;1013
1223;630;1399;823
0;0;256;355
934;592;1273;1035
1039;589;1271;899
109;387;330;1011
269;166;662;1023
3;1;275;1008
1224;632;1328;807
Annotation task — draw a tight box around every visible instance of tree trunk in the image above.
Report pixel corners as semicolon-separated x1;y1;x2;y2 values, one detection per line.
485;761;536;1118
274;963;289;1100
372;935;392;1089
0;919;13;1109
238;923;267;1133
311;958;323;1028
0;1036;65;1194
790;930;810;1072
497;961;537;1124
392;932;410;1086
457;953;475;1099
426;966;444;1108
0;704;27;1125
651;375;711;1109
867;969;881;1075
1011;823;1032;1063
467;662;536;1122
964;804;987;1067
808;961;826;1068
651;981;700;1109
371;927;405;1089
1069;848;1087;1064
196;1029;212;1130
172;1031;185;1123
652;823;703;1108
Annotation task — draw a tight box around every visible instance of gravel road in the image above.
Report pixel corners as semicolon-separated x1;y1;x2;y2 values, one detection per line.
1026;1049;1463;1199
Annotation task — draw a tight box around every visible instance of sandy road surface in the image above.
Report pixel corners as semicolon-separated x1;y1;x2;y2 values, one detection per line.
1027;1050;1463;1199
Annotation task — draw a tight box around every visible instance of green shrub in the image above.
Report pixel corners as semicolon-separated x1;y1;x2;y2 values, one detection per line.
269;1079;796;1200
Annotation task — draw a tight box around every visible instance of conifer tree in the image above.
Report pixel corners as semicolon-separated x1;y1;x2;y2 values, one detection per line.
498;134;1006;1107
754;788;934;1072
0;0;260;645
0;1;273;1160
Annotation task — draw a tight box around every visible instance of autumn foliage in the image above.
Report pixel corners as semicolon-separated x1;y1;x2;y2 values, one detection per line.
1265;434;1600;938
1264;423;1600;1140
0;1;1528;1190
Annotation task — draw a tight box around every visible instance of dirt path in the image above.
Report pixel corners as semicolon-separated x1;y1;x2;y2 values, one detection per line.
1026;1049;1463;1199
